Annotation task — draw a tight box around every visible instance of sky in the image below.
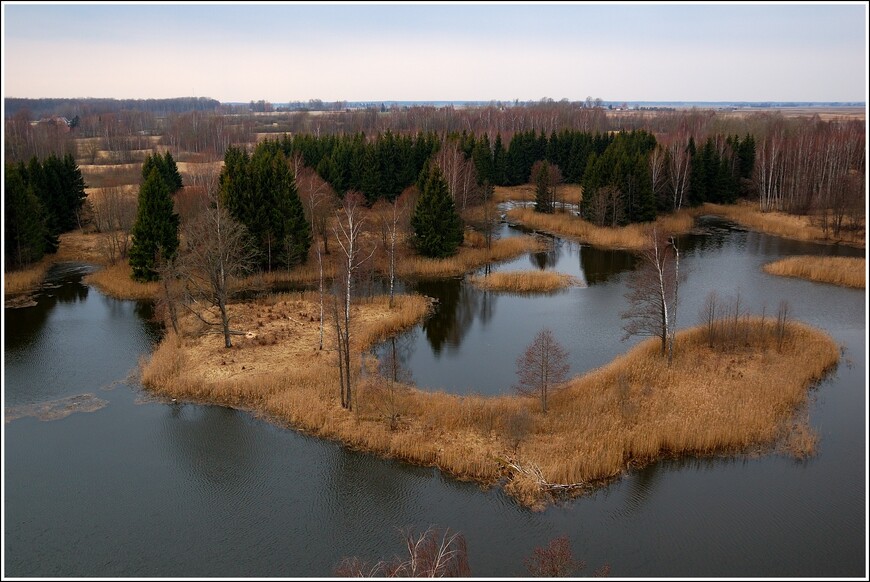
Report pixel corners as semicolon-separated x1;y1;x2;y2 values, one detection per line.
2;2;867;103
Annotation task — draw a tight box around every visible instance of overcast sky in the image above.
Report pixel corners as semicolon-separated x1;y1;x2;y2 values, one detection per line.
2;2;867;102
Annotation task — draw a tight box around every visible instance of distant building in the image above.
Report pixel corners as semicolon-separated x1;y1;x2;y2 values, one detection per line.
32;116;72;131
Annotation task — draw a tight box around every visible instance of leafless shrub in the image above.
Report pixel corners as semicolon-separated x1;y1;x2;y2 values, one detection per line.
334;526;471;577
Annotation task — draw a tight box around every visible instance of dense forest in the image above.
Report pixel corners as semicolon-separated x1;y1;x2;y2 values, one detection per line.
3;101;865;274
4;154;87;270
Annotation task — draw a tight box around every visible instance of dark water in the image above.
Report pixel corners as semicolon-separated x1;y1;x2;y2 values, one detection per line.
3;219;866;577
386;217;864;395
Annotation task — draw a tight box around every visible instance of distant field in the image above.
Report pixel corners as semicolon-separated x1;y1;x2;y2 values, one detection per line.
611;107;864;121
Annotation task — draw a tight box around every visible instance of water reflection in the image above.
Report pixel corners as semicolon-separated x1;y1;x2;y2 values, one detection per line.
578;246;638;285
413;278;498;355
5;264;91;352
529;238;562;270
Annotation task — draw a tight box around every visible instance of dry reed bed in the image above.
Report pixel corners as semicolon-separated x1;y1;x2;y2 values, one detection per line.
4;259;52;298
83;263;160;300
396;236;544;279
142;293;839;508
763;256;866;289
468;271;580;294
506;207;696;250
701;202;865;248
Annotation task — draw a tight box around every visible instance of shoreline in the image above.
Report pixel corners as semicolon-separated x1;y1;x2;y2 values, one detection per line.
700;202;865;249
141;290;840;509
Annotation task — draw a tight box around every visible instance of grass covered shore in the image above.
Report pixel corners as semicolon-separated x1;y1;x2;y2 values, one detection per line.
701;202;865;248
505;207;696;250
763;256;866;289
141;292;839;509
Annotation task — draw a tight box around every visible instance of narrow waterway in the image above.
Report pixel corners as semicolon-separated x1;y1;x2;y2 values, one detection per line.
3;219;866;577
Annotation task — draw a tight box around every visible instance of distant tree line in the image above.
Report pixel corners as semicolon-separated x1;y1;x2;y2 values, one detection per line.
4;97;221;119
4;154;86;270
267;128;758;229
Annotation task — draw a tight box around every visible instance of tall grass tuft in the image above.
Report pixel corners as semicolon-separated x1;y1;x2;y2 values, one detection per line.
469;271;580;294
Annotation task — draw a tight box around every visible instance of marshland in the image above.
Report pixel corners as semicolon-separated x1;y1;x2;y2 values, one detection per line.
4;98;866;577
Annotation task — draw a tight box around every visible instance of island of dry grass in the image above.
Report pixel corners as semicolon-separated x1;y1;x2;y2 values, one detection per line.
142;291;839;509
396;236;544;279
469;271;580;294
701;202;865;248
763;256;865;289
506;207;696;250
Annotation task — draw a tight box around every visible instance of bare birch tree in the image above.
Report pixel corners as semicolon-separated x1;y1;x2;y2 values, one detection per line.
333;191;376;410
622;227;681;363
667;135;691;211
91;186;137;264
299;166;336;349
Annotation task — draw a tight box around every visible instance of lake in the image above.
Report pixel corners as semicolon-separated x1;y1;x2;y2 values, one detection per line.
3;218;865;576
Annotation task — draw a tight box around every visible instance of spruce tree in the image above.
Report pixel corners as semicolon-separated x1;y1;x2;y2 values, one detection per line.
535;161;554;213
129;168;180;281
4;163;48;270
162;151;183;193
411;167;463;258
142;152;183;194
221;145;310;271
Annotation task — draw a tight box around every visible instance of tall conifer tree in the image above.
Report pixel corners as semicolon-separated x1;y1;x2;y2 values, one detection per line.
411;167;463;258
129;168;180;281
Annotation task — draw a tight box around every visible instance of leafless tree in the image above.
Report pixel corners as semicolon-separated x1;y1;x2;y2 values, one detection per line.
586;185;624;227
333;191;376;410
334;527;471;577
514;327;570;413
434;140;480;211
298;166;337;349
480;181;497;249
91;186;137;264
667;133;691;211
381;195;410;308
175;200;257;348
648;144;667;206
155;253;183;336
622;228;681;363
525;536;583;577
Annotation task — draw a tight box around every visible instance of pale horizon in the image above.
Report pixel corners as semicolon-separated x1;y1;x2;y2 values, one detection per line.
2;2;868;104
